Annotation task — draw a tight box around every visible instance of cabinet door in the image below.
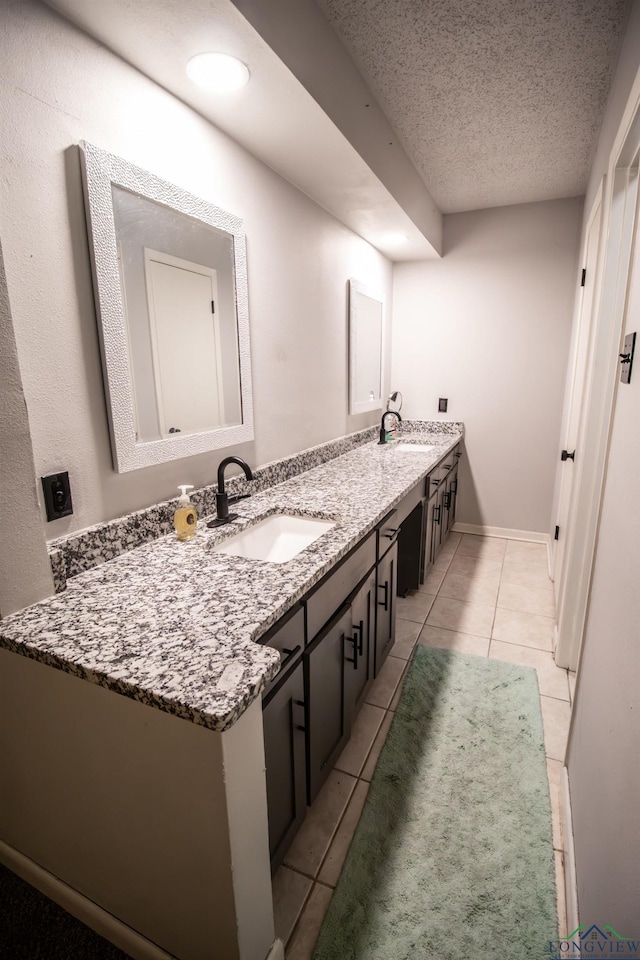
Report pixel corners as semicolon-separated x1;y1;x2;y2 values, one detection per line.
420;494;436;584
345;568;375;718
262;661;306;872
375;541;398;676
432;485;445;562
449;463;459;529
306;604;352;804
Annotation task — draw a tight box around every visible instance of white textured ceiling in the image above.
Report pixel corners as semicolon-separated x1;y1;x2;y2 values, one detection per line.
42;0;631;255
317;0;631;212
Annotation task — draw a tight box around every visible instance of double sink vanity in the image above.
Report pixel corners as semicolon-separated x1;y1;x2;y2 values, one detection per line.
0;425;462;960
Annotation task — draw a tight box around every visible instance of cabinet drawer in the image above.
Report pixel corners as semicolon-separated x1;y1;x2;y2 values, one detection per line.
306;532;376;642
259;605;305;688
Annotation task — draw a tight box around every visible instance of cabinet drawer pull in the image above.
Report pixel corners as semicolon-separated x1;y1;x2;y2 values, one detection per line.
345;633;358;669
280;645;301;671
354;620;364;656
378;581;389;611
294;699;306;732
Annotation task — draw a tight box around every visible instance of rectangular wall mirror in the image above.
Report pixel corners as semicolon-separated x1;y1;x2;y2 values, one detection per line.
79;141;254;472
348;278;384;415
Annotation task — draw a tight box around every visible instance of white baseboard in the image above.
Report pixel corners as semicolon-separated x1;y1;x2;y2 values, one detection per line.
0;840;175;960
560;767;580;936
452;522;551;544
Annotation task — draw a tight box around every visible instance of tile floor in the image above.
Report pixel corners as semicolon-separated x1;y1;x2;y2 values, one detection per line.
273;533;574;958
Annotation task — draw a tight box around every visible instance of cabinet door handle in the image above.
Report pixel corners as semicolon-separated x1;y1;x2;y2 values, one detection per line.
353;620;364;656
294;698;306;733
280;645;301;672
434;505;441;524
443;493;450;509
345;633;358;669
378;581;389;611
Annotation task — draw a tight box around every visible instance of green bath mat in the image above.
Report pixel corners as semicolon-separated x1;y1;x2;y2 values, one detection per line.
313;646;557;960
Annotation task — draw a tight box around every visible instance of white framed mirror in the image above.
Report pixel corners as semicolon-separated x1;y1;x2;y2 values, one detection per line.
348;278;384;415
79;141;254;472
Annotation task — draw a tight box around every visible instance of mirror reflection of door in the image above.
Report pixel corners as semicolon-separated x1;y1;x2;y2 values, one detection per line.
144;249;225;437
355;293;383;405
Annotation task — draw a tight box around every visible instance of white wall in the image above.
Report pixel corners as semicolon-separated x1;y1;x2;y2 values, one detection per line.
392;198;583;534
562;4;640;928
0;0;391;562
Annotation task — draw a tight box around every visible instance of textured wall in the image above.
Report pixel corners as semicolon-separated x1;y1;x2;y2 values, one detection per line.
392;198;582;534
0;0;391;573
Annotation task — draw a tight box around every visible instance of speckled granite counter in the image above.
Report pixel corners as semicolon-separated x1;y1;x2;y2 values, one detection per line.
0;429;462;732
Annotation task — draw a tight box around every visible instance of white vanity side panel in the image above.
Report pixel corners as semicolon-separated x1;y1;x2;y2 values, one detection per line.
0;648;240;960
221;697;275;960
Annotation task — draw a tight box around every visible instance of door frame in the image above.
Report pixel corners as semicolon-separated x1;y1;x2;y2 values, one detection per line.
551;180;605;598
555;72;640;670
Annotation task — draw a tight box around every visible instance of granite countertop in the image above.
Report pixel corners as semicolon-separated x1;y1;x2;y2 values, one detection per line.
0;430;462;732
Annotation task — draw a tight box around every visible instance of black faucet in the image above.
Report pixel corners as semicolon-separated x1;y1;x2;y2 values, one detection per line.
207;456;253;527
378;410;402;444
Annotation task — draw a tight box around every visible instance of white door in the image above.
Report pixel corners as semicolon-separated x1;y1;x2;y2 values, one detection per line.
555;138;640;669
552;186;603;604
144;249;225;437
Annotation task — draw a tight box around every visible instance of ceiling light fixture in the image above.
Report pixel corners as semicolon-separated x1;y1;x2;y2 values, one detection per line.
186;53;250;93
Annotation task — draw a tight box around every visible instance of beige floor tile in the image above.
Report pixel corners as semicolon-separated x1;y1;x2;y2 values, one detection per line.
540;696;571;763
285;882;334;960
335;703;385;777
504;540;549;568
389;674;406;710
365;654;406;709
489;640;569;700
555;851;567;939
361;711;394;781
426;595;495;638
418;624;490;657
501;559;554;590
457;535;507;560
422;564;448;592
396;591;436;624
390;618;422;659
283;770;356;877
445;531;462;548
492;607;555;651
497;581;556;618
433;551;455;573
447;554;503;583
317;780;370;887
272;866;313;945
547;758;564;852
439;571;500;606
568;671;576;703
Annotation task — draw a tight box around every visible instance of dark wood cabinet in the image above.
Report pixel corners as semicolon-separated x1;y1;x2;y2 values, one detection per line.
306;603;352;804
375;540;397;676
345;567;375;716
262;660;306;873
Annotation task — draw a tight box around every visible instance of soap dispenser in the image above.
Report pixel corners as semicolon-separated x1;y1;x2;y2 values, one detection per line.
174;485;198;541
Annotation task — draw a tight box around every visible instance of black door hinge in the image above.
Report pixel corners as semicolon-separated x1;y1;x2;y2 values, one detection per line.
580;269;586;287
211;300;215;313
554;525;560;541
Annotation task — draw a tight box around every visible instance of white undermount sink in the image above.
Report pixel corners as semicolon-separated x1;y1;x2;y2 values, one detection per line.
395;441;437;453
213;514;335;563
